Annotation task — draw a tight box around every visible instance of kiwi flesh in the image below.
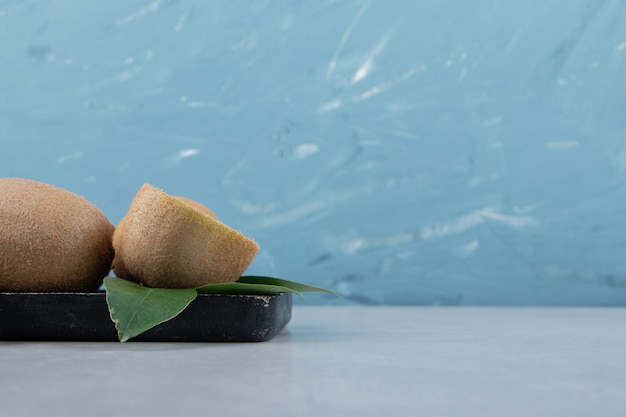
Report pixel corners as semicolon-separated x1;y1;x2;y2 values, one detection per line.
0;178;114;292
113;184;259;289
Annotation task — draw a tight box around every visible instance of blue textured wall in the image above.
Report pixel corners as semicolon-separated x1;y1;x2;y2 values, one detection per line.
2;1;626;305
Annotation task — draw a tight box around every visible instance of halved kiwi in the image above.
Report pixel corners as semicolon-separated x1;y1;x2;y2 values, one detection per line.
113;184;259;289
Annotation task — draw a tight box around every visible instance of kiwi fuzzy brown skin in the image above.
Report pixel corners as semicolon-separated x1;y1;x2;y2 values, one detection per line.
113;184;259;289
111;195;216;279
173;196;217;219
0;178;115;292
111;217;131;279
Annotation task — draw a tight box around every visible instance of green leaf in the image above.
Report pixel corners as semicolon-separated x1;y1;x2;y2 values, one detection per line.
238;276;342;298
196;281;304;297
104;277;197;342
103;275;340;342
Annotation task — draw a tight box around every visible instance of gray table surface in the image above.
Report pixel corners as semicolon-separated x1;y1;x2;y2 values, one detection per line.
1;306;626;417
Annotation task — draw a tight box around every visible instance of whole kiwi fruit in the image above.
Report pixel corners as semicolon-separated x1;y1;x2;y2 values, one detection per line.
113;184;259;289
0;178;114;292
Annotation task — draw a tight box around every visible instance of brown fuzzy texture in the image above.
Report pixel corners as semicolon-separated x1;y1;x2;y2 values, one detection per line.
113;184;259;289
0;178;114;292
111;217;131;280
111;196;217;278
173;196;217;219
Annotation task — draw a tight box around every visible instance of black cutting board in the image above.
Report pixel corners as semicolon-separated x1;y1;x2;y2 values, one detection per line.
0;292;292;342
